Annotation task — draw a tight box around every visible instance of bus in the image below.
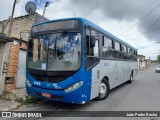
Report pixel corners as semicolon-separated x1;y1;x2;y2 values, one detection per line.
26;18;138;104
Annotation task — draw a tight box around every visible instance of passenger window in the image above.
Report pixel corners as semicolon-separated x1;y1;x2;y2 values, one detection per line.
91;30;99;57
121;44;127;60
115;41;120;51
102;36;113;58
128;48;134;60
114;41;121;59
122;45;127;53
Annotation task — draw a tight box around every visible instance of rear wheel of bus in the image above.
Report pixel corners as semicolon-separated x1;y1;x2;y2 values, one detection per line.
95;78;110;100
128;72;133;83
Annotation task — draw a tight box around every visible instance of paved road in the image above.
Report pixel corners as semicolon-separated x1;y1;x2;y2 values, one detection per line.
3;64;160;120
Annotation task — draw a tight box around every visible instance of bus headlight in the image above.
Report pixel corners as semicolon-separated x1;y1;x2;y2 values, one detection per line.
26;79;32;87
65;81;83;93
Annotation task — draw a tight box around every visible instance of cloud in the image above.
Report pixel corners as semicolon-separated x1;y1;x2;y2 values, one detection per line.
1;0;159;59
30;0;160;59
0;0;14;20
68;0;160;43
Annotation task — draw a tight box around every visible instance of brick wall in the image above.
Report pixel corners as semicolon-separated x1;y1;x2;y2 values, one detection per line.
5;41;27;92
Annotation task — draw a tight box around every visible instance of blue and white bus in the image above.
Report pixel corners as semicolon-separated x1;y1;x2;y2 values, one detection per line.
26;18;138;104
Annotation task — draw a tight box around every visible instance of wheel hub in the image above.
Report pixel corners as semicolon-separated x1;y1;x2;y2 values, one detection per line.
99;82;107;95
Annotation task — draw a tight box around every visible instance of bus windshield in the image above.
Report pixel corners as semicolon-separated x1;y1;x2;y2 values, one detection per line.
27;32;81;71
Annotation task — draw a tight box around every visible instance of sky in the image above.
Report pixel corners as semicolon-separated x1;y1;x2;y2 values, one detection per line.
0;0;160;60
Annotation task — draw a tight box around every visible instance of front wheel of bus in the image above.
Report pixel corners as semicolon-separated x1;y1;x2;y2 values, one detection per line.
95;78;110;101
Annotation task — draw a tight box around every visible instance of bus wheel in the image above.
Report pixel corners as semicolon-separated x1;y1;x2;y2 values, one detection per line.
95;78;110;101
128;72;133;83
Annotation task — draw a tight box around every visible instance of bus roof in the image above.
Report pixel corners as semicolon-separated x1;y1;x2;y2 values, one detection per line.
33;17;137;50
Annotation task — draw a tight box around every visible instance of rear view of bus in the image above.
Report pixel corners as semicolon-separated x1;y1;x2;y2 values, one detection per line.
26;18;138;104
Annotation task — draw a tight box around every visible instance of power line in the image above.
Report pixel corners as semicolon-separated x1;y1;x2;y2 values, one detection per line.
121;2;160;34
133;15;160;40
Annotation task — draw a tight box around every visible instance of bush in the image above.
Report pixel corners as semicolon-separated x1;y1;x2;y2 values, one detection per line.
16;96;40;105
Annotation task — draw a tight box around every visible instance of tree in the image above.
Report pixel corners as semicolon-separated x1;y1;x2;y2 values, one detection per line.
157;55;160;62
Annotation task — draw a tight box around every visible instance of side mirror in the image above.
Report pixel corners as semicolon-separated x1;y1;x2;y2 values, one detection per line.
90;35;96;48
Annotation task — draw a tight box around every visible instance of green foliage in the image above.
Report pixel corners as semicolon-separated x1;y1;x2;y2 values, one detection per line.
157;55;160;62
15;96;40;105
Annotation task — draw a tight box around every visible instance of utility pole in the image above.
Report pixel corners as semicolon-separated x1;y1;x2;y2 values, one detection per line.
42;2;50;17
7;0;17;37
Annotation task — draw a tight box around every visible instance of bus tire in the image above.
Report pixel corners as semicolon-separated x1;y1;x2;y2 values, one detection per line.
95;78;110;101
128;72;133;83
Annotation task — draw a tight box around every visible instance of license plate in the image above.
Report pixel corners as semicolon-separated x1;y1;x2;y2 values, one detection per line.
42;92;51;98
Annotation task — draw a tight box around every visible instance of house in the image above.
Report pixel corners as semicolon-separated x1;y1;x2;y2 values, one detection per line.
137;55;152;70
145;59;151;66
137;55;146;70
0;13;48;98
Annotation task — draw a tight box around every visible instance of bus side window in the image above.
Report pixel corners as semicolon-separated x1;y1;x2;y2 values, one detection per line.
91;29;99;57
85;28;100;70
102;36;113;58
121;44;127;60
128;48;133;60
114;41;121;59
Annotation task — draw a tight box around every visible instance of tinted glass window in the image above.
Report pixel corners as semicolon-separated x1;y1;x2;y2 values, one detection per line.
102;36;114;59
103;36;112;49
115;41;120;51
122;45;127;53
91;30;99;57
85;28;99;70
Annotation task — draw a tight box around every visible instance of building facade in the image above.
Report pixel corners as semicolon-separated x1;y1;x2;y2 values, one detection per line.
137;55;151;70
0;34;13;94
137;55;146;70
0;13;48;97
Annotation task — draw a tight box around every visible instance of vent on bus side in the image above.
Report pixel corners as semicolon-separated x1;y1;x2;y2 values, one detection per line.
31;74;68;83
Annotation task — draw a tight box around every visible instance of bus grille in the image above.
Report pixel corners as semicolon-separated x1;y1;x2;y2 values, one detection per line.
31;74;67;83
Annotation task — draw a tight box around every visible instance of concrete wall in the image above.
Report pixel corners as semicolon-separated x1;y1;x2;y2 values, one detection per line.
0;42;4;93
0;14;35;41
0;42;3;76
137;55;146;70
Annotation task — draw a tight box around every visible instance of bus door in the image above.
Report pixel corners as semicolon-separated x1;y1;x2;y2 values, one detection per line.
85;27;100;99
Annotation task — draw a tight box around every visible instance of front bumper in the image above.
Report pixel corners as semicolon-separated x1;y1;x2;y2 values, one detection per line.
26;84;84;104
